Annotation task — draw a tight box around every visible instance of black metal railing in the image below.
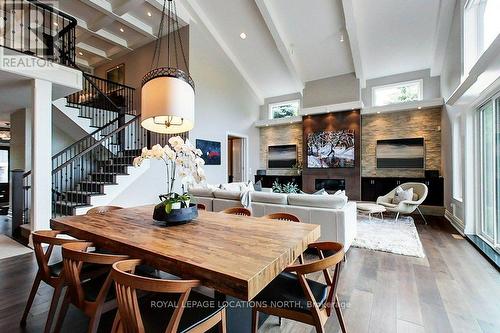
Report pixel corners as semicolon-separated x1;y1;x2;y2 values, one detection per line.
0;0;77;66
67;74;136;127
51;115;187;216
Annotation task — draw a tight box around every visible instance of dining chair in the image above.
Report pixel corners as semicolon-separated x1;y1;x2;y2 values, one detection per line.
20;230;90;333
252;242;346;333
54;242;129;333
86;206;123;215
262;213;301;223
221;207;252;216
110;259;227;333
197;203;207;210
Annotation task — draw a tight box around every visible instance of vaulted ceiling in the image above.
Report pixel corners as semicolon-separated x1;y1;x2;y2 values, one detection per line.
48;0;456;100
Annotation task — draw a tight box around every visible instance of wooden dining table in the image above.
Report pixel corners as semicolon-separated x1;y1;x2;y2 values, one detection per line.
50;205;321;332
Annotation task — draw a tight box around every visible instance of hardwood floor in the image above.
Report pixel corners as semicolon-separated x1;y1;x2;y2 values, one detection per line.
0;216;499;333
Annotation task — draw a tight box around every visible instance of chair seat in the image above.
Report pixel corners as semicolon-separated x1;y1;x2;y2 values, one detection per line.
48;261;103;278
379;202;397;208
83;274;116;302
139;290;225;333
253;272;328;314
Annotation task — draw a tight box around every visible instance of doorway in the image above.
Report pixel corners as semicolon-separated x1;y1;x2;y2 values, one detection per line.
227;134;247;184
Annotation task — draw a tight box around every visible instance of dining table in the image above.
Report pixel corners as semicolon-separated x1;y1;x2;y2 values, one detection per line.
50;205;321;332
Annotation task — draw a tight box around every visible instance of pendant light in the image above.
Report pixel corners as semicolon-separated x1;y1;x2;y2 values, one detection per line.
141;0;194;134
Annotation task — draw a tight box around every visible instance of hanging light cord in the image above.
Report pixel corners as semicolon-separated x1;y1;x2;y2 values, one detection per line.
149;0;189;74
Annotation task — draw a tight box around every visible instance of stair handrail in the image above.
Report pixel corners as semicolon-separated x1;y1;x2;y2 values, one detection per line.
52;115;142;175
51;117;120;161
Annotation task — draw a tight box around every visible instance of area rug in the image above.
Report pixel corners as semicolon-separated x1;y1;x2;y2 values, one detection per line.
352;215;425;258
0;235;32;259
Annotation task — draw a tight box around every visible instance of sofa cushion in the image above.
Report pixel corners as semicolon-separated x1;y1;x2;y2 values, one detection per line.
188;186;215;198
287;193;347;209
393;186;414;204
213;189;242;200
221;182;246;191
251;192;288;205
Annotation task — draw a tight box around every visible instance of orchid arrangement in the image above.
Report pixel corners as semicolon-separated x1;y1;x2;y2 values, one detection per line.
133;136;206;207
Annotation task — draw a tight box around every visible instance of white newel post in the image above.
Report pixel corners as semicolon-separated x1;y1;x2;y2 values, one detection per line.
30;79;52;231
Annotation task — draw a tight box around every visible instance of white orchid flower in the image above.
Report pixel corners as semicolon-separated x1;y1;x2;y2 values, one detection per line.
163;145;176;161
133;156;142;167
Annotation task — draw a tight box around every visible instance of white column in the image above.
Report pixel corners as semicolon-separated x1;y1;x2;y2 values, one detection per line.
30;79;52;231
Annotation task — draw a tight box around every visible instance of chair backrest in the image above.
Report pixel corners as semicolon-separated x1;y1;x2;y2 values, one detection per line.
111;259;201;333
62;242;128;309
196;203;206;210
262;213;301;223
285;242;344;316
86;206;123;215
221;207;252;216
400;182;428;203
31;230;85;282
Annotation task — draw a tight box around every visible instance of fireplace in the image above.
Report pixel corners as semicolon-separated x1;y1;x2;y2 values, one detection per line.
315;179;345;193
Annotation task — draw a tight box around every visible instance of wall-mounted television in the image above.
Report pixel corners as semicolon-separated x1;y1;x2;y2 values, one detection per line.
376;138;425;169
268;145;297;168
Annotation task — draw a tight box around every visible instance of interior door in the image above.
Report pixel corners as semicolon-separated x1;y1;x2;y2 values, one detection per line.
232;138;243;182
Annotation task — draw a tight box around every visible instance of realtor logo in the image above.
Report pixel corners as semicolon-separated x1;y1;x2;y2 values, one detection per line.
0;1;61;70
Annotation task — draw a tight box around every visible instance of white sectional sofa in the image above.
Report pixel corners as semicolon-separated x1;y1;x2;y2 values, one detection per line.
190;187;357;251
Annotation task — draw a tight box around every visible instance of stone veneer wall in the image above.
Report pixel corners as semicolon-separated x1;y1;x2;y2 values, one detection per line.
362;108;442;177
259;123;303;175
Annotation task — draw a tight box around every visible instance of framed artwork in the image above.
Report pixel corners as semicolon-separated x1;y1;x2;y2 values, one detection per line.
106;63;125;85
376;138;425;168
268;145;297;168
307;129;355;168
196;139;221;165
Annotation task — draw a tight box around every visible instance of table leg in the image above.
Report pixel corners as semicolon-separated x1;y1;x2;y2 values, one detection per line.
214;292;268;333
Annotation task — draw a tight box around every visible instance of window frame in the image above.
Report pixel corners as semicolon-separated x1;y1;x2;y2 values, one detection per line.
371;79;423;107
268;99;300;120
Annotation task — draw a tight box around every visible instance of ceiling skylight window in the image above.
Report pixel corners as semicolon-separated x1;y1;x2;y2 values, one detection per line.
269;100;300;119
372;80;423;107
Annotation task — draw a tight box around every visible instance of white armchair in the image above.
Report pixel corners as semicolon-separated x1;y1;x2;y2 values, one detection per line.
376;182;428;224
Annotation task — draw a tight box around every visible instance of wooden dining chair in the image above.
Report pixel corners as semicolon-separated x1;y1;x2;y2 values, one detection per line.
20;230;89;333
252;242;346;333
86;206;123;215
196;203;207;210
221;207;252;216
110;259;227;333
54;242;129;333
262;213;301;223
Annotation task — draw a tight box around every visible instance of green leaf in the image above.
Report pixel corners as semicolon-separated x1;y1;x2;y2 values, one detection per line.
165;202;173;214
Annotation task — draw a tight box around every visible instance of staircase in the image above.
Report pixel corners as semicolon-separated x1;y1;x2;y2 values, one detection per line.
21;73;187;221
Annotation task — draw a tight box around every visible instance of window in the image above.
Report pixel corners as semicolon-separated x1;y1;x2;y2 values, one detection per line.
478;93;500;250
269;100;300;119
372;80;423;107
464;0;500;73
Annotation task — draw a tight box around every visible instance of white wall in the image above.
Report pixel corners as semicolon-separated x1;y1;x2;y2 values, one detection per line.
361;69;441;107
303;73;360;108
188;21;261;185
440;0;466;227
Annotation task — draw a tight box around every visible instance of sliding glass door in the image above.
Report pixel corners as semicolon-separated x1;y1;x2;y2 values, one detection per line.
478;94;500;250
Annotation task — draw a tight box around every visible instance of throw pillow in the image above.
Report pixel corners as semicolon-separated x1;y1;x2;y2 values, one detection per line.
300;188;328;195
393;186;414;204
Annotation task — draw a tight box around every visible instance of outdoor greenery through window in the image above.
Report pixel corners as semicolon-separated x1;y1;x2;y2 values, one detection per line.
269;100;300;119
372;80;423;106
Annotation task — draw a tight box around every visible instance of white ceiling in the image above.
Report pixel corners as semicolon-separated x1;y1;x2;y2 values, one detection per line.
263;0;354;83
47;0;455;101
348;0;441;81
43;0;190;68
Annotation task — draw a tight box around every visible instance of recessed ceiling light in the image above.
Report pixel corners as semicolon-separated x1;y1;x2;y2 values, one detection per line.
417;106;422;110
53;22;58;26
240;32;247;40
340;33;344;43
147;11;152;17
78;51;83;56
120;27;124;32
377;111;381;114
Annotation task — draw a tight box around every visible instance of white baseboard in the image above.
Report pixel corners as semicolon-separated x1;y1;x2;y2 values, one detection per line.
444;209;465;236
